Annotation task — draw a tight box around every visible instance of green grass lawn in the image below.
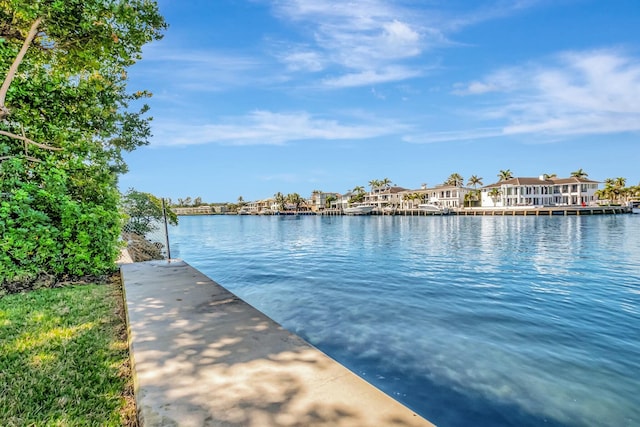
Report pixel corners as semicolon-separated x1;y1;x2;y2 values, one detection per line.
0;279;135;426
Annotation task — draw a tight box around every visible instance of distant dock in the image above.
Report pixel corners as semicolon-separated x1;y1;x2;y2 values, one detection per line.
176;205;631;217
453;205;630;216
319;205;631;216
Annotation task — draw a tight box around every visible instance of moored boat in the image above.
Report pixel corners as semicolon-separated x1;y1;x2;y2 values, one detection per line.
343;204;374;215
418;203;450;214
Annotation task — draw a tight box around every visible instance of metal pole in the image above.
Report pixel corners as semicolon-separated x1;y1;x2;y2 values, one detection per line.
162;198;172;260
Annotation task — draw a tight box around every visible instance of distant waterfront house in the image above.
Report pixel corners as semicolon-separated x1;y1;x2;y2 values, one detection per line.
256;198;273;213
334;192;353;210
173;206;213;215
310;191;340;212
399;184;470;209
365;185;408;210
480;176;600;207
243;200;261;214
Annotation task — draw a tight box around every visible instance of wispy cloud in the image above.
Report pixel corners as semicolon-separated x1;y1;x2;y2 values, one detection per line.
452;68;520;95
427;49;640;143
269;0;543;87
322;66;424;88
151;110;405;146
136;45;275;91
404;128;505;144
269;1;434;86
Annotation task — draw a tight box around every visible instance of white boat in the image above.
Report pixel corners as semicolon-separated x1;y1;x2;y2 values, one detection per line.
631;201;640;214
418;203;450;214
343;204;374;215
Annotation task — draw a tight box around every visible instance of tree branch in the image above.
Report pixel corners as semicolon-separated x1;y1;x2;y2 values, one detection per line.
0;129;62;151
0;17;43;120
0;155;42;163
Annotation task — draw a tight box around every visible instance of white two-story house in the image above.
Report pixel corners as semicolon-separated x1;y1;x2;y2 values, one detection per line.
481;176;600;207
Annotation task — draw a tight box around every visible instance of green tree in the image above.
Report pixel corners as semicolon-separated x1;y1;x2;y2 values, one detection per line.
445;173;464;187
122;189;177;236
464;192;473;208
274;192;286;210
467;175;483;189
570;169;588;179
498;169;513;181
349;186;366;204
286;193;304;211
488;188;501;206
598;177;629;204
352;185;365;195
324;194;337;208
0;1;166;288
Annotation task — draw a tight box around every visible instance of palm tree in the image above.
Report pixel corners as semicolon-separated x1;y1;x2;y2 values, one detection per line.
352;185;365;195
466;175;483;207
614;177;626;188
380;177;392;188
325;194;337;208
611;177;627;204
467;175;483;188
543;173;557;180
402;192;421;208
570;169;589;205
286;193;304;211
445;173;464;187
497;169;513;181
274;192;286;210
368;179;380;193
570;169;588;179
463;192;474;208
488;188;501;206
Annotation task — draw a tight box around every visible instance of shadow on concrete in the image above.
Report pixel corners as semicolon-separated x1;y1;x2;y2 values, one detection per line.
122;261;432;427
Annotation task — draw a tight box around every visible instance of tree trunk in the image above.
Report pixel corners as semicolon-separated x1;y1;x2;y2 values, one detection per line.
0;17;43;120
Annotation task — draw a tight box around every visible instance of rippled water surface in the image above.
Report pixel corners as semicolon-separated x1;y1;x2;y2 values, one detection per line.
169;215;640;427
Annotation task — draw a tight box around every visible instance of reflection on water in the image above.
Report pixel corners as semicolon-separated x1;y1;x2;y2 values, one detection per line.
170;215;640;427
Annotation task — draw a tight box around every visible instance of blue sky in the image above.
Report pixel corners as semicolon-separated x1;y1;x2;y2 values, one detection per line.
121;0;640;203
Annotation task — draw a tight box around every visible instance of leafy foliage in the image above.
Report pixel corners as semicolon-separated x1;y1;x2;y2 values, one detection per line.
0;1;166;291
122;188;177;236
0;158;121;289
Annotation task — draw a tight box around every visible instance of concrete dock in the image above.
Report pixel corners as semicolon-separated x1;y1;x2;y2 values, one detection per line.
121;260;434;427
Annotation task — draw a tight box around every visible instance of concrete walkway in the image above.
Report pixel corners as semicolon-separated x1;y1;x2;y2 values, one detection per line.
121;260;434;427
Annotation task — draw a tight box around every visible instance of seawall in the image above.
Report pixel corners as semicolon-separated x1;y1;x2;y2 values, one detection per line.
121;260;434;427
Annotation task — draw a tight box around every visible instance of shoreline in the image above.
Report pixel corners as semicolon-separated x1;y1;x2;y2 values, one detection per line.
175;205;632;217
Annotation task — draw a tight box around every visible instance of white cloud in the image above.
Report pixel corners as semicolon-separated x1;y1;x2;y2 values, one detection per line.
453;68;520;95
269;0;544;87
150;110;403;146
404;128;505;144
280;49;326;72
322;66;423;88
446;49;640;140
270;0;428;86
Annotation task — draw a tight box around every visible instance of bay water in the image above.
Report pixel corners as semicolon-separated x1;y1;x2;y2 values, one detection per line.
169;214;639;427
